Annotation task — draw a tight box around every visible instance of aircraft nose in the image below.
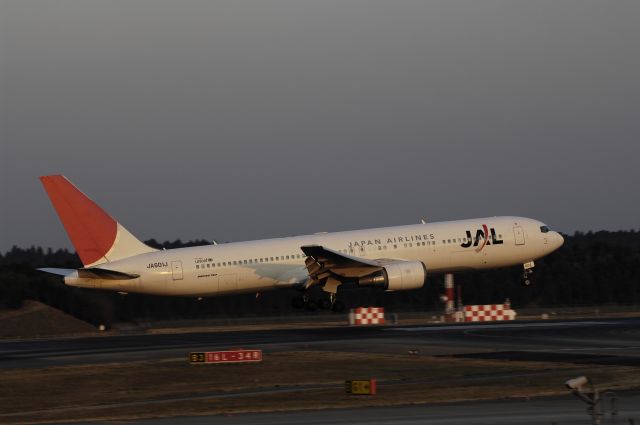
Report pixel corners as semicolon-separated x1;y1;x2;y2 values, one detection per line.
555;232;565;249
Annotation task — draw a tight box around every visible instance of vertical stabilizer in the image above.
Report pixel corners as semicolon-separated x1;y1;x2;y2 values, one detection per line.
40;175;156;267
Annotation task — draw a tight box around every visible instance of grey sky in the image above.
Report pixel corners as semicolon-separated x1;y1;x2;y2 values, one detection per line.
1;0;639;252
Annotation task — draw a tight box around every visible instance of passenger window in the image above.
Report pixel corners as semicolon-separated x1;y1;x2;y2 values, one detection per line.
196;265;199;269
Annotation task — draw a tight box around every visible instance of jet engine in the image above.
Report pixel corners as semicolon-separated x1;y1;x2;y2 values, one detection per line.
357;261;426;291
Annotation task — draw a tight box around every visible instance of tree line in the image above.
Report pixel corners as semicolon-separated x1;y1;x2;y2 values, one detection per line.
1;230;638;327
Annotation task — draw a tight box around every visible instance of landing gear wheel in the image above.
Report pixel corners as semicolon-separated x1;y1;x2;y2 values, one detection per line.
291;296;305;309
521;269;534;287
305;300;318;312
318;299;332;310
331;300;346;313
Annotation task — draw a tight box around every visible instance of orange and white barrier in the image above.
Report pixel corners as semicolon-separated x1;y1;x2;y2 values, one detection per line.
464;304;517;322
349;307;385;325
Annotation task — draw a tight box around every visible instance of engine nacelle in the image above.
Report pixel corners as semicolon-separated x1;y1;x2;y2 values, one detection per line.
358;261;427;291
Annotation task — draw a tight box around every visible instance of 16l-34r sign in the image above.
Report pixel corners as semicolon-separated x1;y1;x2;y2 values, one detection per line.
190;349;263;364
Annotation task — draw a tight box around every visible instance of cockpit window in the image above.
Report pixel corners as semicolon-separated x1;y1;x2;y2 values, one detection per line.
540;226;550;233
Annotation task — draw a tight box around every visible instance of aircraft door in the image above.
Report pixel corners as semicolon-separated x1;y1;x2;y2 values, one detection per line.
171;260;184;280
513;226;525;245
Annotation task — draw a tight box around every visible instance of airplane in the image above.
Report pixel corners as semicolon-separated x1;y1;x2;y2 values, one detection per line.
38;175;564;312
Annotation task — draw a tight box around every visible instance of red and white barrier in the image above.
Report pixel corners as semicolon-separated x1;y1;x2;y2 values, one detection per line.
464;304;517;322
349;307;385;325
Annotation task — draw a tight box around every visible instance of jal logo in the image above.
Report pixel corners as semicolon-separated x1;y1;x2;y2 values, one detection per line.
460;224;503;252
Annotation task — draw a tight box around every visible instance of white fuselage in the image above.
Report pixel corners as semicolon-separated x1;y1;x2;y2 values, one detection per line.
64;216;563;296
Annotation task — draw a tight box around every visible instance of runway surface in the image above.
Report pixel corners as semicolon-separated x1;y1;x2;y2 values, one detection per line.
2;317;640;369
78;392;640;425
3;317;640;424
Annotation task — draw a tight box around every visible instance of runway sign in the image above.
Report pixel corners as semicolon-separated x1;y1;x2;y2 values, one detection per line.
345;379;377;395
189;349;262;364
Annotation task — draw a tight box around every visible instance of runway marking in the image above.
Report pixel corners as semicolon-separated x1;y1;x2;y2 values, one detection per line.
550;346;640;352
387;321;619;332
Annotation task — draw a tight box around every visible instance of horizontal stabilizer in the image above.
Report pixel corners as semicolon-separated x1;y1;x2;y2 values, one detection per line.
37;268;76;277
38;267;139;280
78;268;140;280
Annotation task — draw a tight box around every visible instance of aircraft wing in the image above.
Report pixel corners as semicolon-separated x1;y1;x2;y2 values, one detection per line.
301;245;383;281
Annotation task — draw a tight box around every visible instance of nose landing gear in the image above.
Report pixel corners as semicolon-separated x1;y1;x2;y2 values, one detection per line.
521;261;535;286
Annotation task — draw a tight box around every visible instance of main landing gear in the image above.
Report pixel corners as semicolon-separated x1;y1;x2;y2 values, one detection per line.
521;261;535;286
292;276;346;313
291;292;346;313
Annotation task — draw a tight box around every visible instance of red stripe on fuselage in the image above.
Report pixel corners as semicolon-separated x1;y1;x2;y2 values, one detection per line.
475;223;490;253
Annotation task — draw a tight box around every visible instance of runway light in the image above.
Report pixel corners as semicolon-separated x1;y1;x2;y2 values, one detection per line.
564;376;618;425
565;376;590;391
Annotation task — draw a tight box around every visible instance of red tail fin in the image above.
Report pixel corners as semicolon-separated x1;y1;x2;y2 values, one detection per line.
40;175;154;266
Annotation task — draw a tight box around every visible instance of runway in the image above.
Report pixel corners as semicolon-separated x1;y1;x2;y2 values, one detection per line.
3;317;640;424
97;392;640;425
2;317;640;369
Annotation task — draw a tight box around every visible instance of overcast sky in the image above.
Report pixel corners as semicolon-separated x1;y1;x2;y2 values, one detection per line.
1;0;639;253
